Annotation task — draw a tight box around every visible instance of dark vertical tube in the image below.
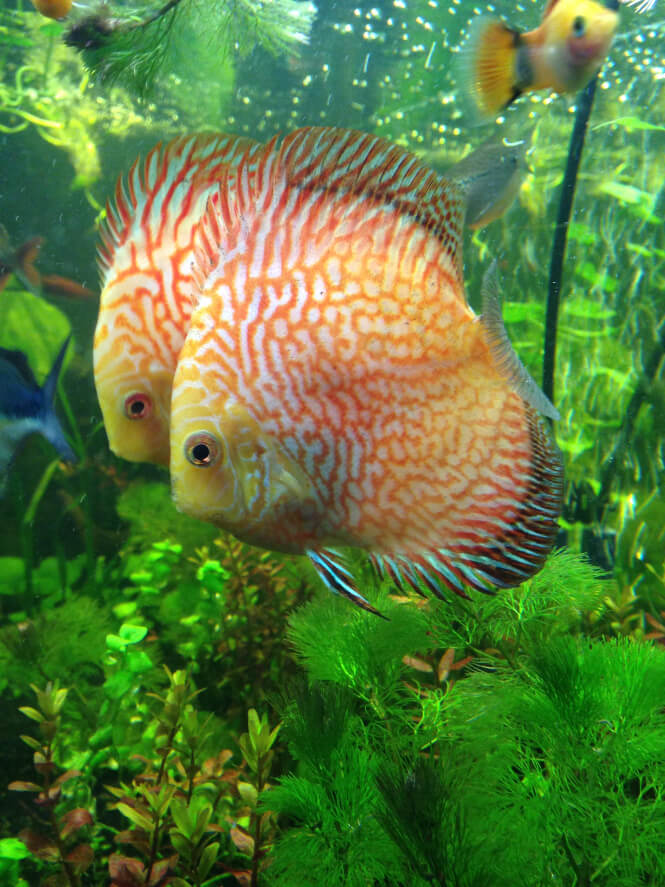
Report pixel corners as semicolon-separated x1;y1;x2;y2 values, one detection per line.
542;74;598;405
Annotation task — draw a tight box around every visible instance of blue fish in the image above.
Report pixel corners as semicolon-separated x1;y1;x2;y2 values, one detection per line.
0;336;76;490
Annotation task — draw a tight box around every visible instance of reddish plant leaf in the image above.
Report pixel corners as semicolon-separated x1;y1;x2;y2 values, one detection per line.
8;781;42;792
60;807;93;838
230;825;255;855
147;854;178;886
402;655;433;673
109;853;145;887
54;769;81;788
66;843;94;872
437;648;456;683
449;655;473;672
114;828;151;855
18;829;60;862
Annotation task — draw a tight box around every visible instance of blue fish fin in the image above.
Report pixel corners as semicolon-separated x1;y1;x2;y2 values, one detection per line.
0;347;40;388
480;260;560;421
307;548;386;618
42;335;71;405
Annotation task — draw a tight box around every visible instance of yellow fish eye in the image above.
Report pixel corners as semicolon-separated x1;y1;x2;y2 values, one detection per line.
124;392;152;420
185;432;220;467
572;15;586;38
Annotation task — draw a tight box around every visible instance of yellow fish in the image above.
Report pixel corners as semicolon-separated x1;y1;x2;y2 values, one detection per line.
459;0;619;119
94;133;259;465
170;127;563;613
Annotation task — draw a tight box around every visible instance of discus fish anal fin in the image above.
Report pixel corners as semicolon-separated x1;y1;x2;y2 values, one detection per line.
308;549;387;618
480;260;560;421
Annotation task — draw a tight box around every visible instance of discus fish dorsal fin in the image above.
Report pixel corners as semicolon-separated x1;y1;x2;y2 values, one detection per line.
284;127;466;281
98;133;256;277
196;126;466;288
480;261;560;420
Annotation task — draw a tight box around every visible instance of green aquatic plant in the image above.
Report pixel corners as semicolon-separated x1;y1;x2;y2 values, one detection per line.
263;554;665;887
6;668;259;886
9;682;95;887
65;0;317;94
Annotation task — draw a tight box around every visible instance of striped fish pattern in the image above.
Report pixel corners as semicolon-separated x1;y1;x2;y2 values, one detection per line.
170;126;564;613
94;132;260;465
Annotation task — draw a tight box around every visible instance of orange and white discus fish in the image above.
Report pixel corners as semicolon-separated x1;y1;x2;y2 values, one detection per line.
94;133;260;465
459;0;619;119
170;127;563;613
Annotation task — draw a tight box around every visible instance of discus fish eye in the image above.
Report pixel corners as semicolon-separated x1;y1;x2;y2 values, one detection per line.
124;393;152;420
572;15;586;37
185;432;220;467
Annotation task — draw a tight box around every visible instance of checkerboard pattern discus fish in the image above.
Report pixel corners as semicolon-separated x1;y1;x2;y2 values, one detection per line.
94;132;261;465
170;126;564;614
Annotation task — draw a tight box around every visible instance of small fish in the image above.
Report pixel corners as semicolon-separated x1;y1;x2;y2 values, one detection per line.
458;0;619;119
0;226;43;294
93;132;262;466
30;0;72;19
0;225;96;300
169;127;563;614
445;136;529;229
0;337;76;492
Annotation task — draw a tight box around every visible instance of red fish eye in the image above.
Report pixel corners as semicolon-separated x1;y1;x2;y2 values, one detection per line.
185;433;219;467
124;393;152;420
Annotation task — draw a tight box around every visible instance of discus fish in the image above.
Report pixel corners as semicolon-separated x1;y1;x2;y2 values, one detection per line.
459;0;619;119
445;136;529;229
0;336;76;492
170;127;563;614
93;132;260;466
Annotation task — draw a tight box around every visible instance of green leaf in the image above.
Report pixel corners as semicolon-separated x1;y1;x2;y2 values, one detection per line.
594;115;665;133
0;290;71;381
18;707;44;724
0;557;26;595
198;841;220;880
115;802;154;832
103;671;134;700
118;623;148;644
170;800;193;840
0;838;32;860
126;650;153;674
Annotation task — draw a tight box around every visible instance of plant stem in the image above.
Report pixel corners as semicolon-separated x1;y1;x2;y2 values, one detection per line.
250;755;265;887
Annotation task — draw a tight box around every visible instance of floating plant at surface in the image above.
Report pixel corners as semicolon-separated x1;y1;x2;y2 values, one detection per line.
63;0;317;94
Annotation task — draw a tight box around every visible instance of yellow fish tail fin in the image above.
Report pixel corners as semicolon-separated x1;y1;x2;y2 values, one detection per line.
458;17;523;120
